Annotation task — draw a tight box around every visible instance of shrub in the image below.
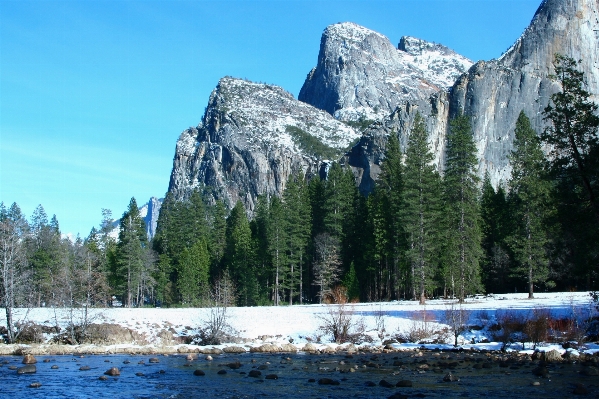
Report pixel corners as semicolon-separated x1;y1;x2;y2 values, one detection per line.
493;310;528;350
523;307;551;349
286;125;341;160
397;309;437;343
443;302;471;346
317;288;365;344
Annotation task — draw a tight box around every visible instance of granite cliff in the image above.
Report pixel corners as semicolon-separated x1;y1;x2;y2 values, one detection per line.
167;0;599;210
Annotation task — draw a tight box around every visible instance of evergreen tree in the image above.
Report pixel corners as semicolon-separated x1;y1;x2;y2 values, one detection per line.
177;238;210;305
251;195;271;305
27;205;63;306
323;163;356;242
542;55;599;221
507;111;553;298
283;173;311;305
115;197;148;307
225;201;255;306
364;188;392;301
401;113;442;304
443;114;483;301
541;55;599;288
343;262;360;301
479;172;511;293
267;196;287;305
376;130;405;299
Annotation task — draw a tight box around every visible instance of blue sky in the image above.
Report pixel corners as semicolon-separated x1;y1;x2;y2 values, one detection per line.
1;0;541;237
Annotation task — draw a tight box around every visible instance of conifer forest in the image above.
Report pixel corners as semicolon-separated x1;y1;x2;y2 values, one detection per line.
2;56;598;310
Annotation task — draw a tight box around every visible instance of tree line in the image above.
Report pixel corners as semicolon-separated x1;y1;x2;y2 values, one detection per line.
1;55;597;317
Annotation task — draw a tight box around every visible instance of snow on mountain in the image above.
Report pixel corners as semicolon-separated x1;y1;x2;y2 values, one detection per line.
168;77;360;212
299;22;473;122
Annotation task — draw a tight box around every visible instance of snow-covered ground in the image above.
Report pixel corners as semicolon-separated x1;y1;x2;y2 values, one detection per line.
2;292;598;355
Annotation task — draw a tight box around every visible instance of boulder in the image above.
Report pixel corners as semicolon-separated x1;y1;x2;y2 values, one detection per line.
17;365;36;374
443;373;459;382
22;354;37;364
301;343;318;352
223;346;246;354
248;370;262;378
104;367;120;376
543;350;562;363
279;343;297;353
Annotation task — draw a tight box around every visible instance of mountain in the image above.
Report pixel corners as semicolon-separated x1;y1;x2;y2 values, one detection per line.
449;0;599;187
166;0;599;210
334;0;599;190
298;22;472;122
108;197;163;241
167;77;359;212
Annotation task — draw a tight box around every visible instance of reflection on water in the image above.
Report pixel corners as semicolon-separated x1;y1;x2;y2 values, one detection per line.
0;352;596;398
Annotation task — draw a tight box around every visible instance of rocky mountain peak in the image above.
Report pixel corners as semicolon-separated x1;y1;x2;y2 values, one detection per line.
299;22;472;122
168;77;359;213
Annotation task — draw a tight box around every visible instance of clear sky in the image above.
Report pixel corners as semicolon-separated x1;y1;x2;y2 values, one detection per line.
1;0;541;238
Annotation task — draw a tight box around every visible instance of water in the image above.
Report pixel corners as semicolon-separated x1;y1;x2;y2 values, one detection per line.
0;351;596;398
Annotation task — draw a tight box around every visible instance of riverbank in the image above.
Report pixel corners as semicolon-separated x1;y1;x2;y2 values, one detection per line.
1;292;598;357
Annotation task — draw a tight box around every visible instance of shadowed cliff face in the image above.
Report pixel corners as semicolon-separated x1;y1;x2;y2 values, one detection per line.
167;77;359;213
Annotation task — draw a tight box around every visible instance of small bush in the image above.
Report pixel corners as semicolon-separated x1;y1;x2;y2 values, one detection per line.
524;308;551;349
317;288;366;344
14;322;44;344
397;309;437;343
443;303;471;346
493;310;529;350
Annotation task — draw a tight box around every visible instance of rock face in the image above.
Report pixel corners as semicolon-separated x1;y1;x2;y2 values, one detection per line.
298;22;472;122
449;0;599;187
305;0;599;191
167;77;359;211
166;0;599;210
138;197;162;240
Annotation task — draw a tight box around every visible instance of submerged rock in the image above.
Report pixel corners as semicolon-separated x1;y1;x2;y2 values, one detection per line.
17;365;36;374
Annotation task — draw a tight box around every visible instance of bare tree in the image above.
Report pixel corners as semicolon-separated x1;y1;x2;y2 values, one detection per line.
313;233;341;304
444;301;471;346
197;271;237;345
0;205;32;343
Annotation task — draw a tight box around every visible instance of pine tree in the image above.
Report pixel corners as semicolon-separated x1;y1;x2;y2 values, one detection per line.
443;114;483;301
479;172;511;293
542;54;599;221
541;55;599;288
377;130;404;299
507;111;553;298
343;262;360;301
115;197;148;307
225;201;255;306
283;173;311;305
267;196;287;305
364;188;392;301
177;238;210;305
401;113;442;304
